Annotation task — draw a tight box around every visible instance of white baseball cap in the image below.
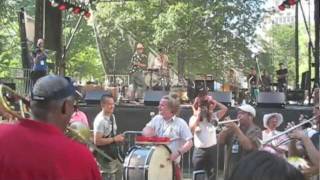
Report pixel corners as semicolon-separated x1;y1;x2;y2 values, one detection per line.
263;113;283;128
238;104;256;117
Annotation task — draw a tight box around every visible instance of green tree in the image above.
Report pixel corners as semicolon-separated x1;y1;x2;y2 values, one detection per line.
94;0;265;81
259;24;311;87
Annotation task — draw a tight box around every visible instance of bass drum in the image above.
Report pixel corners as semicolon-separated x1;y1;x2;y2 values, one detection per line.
123;145;173;180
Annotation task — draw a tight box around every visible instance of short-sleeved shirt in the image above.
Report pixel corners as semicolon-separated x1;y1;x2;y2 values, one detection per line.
129;52;147;74
189;112;218;148
93;111;120;162
93;111;117;137
146;115;193;162
32;48;48;71
70;110;89;128
225;124;262;178
0;119;101;180
277;69;288;83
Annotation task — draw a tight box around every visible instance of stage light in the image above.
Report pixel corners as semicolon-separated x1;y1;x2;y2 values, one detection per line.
84;11;91;18
288;0;297;5
58;3;68;11
278;4;285;11
72;6;82;14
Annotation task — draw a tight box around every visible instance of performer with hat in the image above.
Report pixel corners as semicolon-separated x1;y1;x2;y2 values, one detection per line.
261;113;288;158
218;104;262;179
129;43;148;102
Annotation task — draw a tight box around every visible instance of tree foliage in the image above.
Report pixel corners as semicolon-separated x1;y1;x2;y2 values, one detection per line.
258;24;311;87
94;0;265;81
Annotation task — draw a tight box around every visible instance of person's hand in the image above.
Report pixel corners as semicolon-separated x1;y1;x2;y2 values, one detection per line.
169;151;180;161
225;122;239;133
114;134;125;143
288;129;307;141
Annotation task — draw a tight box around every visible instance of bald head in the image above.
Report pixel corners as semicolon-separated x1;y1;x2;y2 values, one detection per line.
31;75;75;129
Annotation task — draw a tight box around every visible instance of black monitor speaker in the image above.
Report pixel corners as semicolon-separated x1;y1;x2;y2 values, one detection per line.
84;90;110;105
208;91;232;107
144;90;169;106
257;92;285;108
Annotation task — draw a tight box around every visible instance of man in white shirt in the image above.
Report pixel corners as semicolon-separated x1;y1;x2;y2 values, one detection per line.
93;94;125;180
143;95;193;180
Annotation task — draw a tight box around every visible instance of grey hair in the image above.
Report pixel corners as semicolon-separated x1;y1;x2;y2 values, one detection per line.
162;94;180;115
31;75;73;120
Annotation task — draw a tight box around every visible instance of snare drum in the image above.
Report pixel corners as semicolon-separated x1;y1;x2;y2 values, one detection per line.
123;145;174;180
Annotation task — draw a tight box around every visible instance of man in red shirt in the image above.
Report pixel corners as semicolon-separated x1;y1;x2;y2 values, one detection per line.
0;75;102;180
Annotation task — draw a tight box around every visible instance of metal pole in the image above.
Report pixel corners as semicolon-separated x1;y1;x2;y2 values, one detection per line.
314;0;320;87
295;3;299;89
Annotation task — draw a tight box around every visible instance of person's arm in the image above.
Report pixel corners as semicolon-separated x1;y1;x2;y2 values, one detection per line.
234;126;257;151
213;100;228;120
189;107;201;133
170;121;193;161
142;116;157;137
170;139;193;161
225;123;260;151
93;118;124;146
290;129;320;167
218;128;233;145
301;136;320;167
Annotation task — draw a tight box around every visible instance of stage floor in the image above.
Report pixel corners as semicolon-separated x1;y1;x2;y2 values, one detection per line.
80;103;313;132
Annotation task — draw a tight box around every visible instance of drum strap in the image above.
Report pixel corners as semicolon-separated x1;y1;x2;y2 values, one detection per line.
99;115;124;163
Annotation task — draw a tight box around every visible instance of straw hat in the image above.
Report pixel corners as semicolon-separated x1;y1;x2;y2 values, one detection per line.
263;113;283;128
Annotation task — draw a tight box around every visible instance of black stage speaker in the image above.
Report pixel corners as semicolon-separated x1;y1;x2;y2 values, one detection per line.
144;90;169;106
286;90;305;102
195;80;214;92
84;90;110;105
257;92;285;108
193;170;208;180
44;2;62;51
208;91;232;107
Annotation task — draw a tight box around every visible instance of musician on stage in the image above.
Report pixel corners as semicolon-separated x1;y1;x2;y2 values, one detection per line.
260;69;272;92
218;104;262;179
31;38;48;85
189;90;228;179
0;75;101;180
261;113;288;158
276;63;288;92
129;43;147;102
151;48;170;89
247;67;258;104
227;68;240;104
142;94;193;180
93;94;124;180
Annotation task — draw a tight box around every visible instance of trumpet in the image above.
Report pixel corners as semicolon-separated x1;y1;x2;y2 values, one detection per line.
260;115;319;146
0;84;113;161
217;119;240;126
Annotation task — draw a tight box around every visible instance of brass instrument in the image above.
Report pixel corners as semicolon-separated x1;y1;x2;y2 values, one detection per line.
216;119;240;126
0;84;30;119
260;115;319;146
0;84;113;161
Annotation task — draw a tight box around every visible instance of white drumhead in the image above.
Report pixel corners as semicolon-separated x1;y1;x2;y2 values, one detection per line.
148;145;173;180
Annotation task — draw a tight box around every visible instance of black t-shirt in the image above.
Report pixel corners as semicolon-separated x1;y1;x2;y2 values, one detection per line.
276;69;288;83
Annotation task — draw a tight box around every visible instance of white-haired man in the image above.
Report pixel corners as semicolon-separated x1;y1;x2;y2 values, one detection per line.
143;95;193;180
